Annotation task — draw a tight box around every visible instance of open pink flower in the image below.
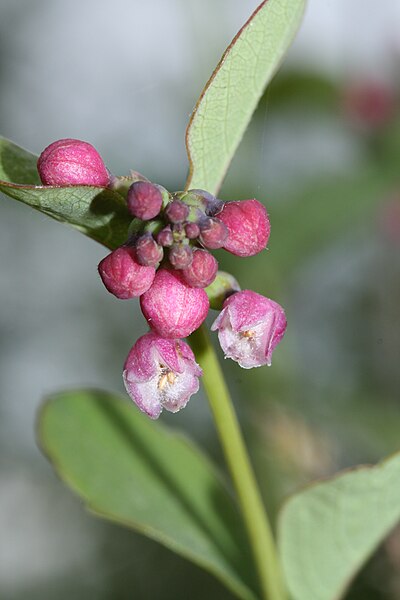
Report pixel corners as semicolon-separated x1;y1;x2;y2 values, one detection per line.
218;199;270;257
140;268;209;338
211;290;286;368
123;332;202;418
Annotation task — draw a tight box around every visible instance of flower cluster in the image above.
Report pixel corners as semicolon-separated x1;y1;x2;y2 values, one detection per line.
37;138;287;418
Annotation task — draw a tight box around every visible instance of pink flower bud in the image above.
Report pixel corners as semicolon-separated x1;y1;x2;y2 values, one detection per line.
98;246;155;299
37;139;110;186
181;249;218;288
135;234;163;267
123;332;202;418
157;226;174;247
218;199;270;257
169;244;193;270
185;222;200;239
140;268;209;338
126;181;163;220
211;290;286;368
165;199;190;223
199;217;228;249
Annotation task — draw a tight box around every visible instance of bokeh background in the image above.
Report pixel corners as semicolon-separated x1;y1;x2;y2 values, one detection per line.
1;0;400;598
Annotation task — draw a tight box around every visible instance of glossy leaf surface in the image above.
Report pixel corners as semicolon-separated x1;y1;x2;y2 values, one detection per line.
279;452;400;600
185;0;306;195
39;390;259;600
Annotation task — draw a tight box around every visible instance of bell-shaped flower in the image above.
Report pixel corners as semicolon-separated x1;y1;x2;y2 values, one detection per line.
218;199;270;257
211;290;286;368
123;332;202;418
140;268;209;338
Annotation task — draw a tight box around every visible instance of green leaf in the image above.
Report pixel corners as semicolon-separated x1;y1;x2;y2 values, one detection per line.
38;389;259;600
0;137;131;249
278;452;400;600
185;0;306;195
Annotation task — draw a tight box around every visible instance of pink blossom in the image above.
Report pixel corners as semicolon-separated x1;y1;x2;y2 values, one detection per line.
140;268;209;338
211;290;286;368
37;139;110;187
218;199;270;257
123;332;202;418
98;246;155;299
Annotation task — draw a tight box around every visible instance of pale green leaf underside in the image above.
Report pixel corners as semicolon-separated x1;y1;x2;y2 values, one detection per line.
278;452;400;600
0;137;131;249
185;0;306;195
39;390;259;600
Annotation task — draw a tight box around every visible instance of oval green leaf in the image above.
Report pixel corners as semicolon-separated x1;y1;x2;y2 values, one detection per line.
185;0;306;195
0;137;131;249
278;452;400;600
38;389;259;600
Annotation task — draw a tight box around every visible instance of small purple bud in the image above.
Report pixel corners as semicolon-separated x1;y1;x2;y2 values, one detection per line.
211;290;286;368
181;249;218;288
165;199;190;224
98;246;155;299
123;332;202;419
185;222;200;239
140;268;209;338
38;139;110;187
136;234;163;267
188;189;224;216
199;217;228;249
169;244;193;270
126;181;163;220
218;199;270;257
157;226;174;247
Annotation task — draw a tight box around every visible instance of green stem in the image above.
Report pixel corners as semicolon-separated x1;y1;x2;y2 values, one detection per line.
190;325;286;600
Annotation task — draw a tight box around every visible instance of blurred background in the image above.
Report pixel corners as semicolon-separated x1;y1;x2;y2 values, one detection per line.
0;0;399;598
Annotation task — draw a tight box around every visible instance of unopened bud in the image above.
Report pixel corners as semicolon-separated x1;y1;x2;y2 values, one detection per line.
136;234;163;267
218;199;270;257
185;222;200;239
181;249;218;288
165;199;189;223
157;226;174;247
38;139;110;187
140;268;209;338
169;244;193;270
127;181;163;221
98;246;155;299
199;217;228;249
